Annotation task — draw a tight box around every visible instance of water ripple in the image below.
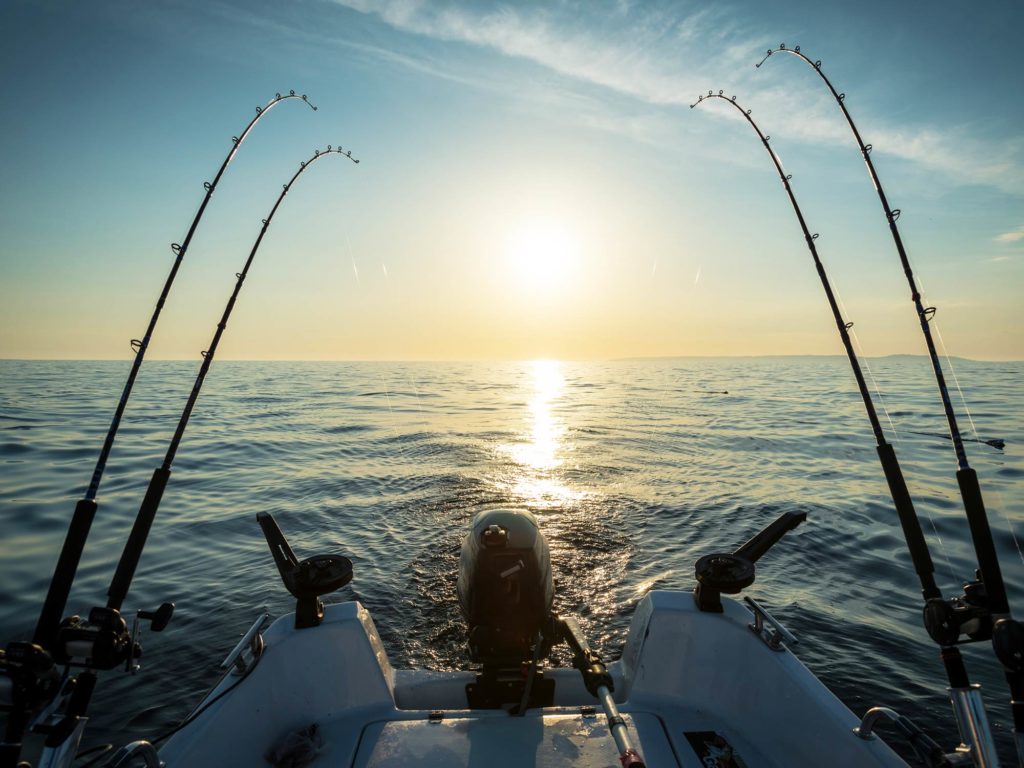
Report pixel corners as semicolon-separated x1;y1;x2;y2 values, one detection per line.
0;357;1021;760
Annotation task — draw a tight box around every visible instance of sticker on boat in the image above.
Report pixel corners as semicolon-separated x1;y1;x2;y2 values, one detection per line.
684;731;748;767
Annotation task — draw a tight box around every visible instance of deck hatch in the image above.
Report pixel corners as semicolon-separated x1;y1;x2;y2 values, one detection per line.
352;712;678;767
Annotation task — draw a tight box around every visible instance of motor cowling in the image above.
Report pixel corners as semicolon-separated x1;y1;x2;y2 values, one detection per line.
457;509;553;665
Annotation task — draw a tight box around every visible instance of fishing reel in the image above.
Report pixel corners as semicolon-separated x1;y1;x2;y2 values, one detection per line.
924;573;1024;674
0;641;61;720
53;608;133;670
923;573;993;646
52;603;174;672
0;602;173;765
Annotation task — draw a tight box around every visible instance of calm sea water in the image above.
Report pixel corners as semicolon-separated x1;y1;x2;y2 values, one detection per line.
1;357;1022;762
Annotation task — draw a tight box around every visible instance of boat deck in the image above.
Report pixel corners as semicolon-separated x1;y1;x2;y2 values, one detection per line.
347;705;775;767
160;593;907;767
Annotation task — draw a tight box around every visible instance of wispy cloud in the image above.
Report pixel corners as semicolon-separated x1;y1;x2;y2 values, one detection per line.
995;226;1024;243
331;0;1023;194
332;0;752;106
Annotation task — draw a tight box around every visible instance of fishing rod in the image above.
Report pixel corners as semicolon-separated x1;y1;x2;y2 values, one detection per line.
107;144;359;612
0;145;357;768
755;45;1024;762
690;92;998;763
690;91;940;601
31;91;318;655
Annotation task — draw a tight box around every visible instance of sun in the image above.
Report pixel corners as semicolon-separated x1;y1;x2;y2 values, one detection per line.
503;220;580;294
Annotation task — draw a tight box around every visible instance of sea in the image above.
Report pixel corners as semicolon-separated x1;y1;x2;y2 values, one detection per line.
1;357;1022;763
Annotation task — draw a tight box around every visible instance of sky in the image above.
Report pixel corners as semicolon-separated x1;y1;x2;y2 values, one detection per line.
0;0;1021;361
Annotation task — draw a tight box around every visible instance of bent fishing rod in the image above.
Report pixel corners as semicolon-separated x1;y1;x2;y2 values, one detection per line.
690;90;984;726
0;146;357;768
756;44;1024;759
31;91;318;655
107;145;359;612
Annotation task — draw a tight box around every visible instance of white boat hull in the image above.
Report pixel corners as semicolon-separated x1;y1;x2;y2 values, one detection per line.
160;591;907;766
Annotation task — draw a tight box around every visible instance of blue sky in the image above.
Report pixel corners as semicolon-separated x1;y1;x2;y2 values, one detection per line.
1;0;1021;360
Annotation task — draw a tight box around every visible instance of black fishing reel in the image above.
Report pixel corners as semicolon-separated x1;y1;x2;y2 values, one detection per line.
44;602;173;672
257;512;353;629
53;608;133;669
922;573;1024;673
1;641;61;718
0;602;173;764
923;575;993;646
694;511;806;612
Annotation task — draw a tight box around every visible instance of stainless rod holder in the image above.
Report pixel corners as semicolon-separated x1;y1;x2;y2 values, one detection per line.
950;684;1000;768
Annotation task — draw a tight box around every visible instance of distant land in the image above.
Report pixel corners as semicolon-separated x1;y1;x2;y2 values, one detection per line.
612;354;1016;364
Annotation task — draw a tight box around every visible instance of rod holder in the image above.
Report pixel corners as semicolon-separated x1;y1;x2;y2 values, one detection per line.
949;685;1000;768
257;512;352;629
694;511;806;612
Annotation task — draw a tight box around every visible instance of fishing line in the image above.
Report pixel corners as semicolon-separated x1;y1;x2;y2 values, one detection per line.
689;92;986;725
758;44;1024;756
852;339;900;440
931;317;1024;567
908;270;964;464
690;90;941;603
403;369;430;441
988;487;1024;569
373;241;430;450
911;304;1003;449
892;240;1000;449
925;504;963;590
106;145;359;612
830;280;900;440
906;272;1023;567
756;46;980;464
933;319;981;442
831;273;960;584
83;92;318;502
30;92;320;654
378;377;406;466
833;266;960;586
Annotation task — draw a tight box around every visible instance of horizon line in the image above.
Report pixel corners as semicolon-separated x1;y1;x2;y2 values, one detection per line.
2;353;1020;364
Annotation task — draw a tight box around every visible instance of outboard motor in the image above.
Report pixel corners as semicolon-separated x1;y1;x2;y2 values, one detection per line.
455;509;645;764
457;509;553;667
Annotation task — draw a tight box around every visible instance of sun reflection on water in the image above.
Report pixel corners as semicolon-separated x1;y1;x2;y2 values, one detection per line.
500;360;582;508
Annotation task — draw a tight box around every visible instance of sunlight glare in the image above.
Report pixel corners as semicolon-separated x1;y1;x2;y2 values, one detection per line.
503;220;580;294
498;360;581;508
515;359;564;471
